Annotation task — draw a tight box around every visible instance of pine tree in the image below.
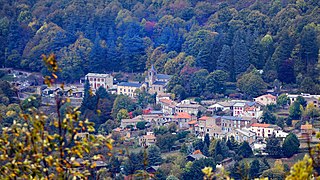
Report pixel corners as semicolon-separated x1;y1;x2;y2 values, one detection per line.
217;45;232;74
147;145;162;166
232;30;250;77
80;78;96;114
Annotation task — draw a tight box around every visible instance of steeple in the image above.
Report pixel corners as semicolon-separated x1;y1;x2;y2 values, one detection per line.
149;64;157;86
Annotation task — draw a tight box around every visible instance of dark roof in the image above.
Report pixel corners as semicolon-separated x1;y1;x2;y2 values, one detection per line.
118;82;142;87
246;102;256;107
213;116;247;121
153;81;166;85
156;74;171;80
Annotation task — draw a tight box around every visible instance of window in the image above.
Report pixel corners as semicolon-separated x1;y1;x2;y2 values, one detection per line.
101;79;104;82
97;79;100;82
90;78;93;81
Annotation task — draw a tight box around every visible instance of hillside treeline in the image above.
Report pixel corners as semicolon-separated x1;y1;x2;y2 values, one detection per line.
0;0;320;91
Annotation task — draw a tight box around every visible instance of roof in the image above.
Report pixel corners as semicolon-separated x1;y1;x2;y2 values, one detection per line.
220;116;242;121
199;116;210;121
301;124;313;130
86;73;112;78
193;150;202;155
152;81;166;85
235;128;255;137
176;104;202;108
217;101;235;107
159;99;177;108
118;82;142;88
156;74;171;80
187;153;206;160
246;102;256;107
188;120;197;125
233;102;246;107
251;123;271;128
264;94;277;99
175;112;192;119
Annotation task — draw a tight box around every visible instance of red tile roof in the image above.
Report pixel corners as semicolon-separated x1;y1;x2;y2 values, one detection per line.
188;120;197;125
199;116;210;121
175;112;191;119
251;123;271;128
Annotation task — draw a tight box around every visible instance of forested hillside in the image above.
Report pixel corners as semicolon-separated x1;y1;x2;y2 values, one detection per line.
1;0;320;89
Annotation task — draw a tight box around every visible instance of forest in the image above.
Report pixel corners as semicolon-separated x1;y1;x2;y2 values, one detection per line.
1;0;320;95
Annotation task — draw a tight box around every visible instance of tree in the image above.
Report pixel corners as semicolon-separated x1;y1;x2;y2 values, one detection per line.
303;103;320;122
289;101;303;120
156;133;176;152
147;145;162;166
204;133;210;147
277;94;289;108
80;78;96;113
112;95;135;118
300;77;319;94
286;155;313;180
182;158;216;180
116;109;129;121
296;96;307;108
123;151;145;176
249;159;260;179
0;54;112;179
217;45;232;74
265;134;282;158
172;85;186;101
233;30;250;77
205;70;229;94
238;141;253;158
262;110;277;124
282;133;300;158
237;69;267;98
136;121;146;130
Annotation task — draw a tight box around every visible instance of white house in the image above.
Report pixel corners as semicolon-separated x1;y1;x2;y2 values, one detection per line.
254;94;277;106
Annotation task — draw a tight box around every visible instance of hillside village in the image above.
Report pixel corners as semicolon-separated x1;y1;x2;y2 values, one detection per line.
1;66;320;178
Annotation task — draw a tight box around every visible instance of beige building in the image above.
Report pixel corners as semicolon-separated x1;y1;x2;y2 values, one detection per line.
287;93;320;108
176;103;205;116
117;82;143;98
229;128;256;144
254;94;277;106
85;73;113;90
249;123;287;139
197;116;222;139
139;132;156;147
173;112;192;130
145;65;171;94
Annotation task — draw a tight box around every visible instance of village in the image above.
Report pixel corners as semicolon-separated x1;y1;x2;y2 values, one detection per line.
1;66;319;176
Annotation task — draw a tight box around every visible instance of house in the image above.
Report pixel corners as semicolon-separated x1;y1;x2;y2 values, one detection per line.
219;116;253;134
156;93;172;104
249;123;287;139
229;128;256;144
197;116;222;139
145;65;172;94
176;103;206;116
85;73;113;90
120;115;144;129
301;123;313;138
254;94;277;106
233;102;247;116
173;112;192;130
159;99;177;115
139;132;156;147
287;93;320;108
241;102;263;119
208;101;234;113
117;82;143;98
186;150;207;161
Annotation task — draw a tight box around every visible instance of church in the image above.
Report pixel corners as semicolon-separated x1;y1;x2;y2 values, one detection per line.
145;65;172;94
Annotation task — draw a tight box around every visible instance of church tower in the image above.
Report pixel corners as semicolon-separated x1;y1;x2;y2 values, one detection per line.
149;64;157;86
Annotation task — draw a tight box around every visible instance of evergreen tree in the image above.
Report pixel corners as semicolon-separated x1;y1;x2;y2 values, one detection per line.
217;44;232;74
265;134;282;158
249;159;260;179
80;78;96;114
282;133;300;158
238;141;253;158
147;145;162;166
204;133;210;147
232;30;250;77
